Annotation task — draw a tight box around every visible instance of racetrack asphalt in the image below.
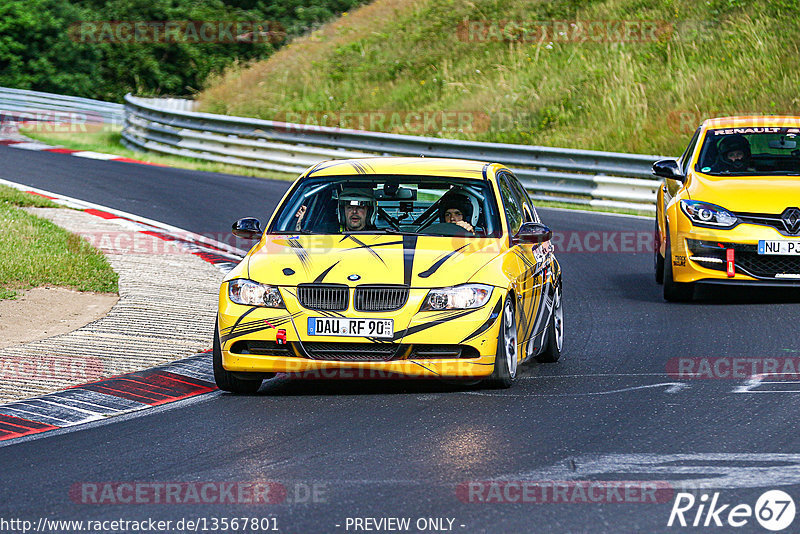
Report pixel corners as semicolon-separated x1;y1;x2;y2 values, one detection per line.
2;145;800;533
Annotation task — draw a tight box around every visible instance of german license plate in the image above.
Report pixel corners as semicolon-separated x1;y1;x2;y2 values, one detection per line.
307;317;394;338
758;240;800;255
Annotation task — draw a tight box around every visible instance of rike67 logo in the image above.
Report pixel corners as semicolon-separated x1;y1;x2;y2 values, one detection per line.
668;490;795;531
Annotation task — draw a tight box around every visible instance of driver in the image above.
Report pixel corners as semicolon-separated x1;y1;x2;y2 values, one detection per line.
337;187;377;231
440;193;475;234
294;187;377;232
714;134;754;172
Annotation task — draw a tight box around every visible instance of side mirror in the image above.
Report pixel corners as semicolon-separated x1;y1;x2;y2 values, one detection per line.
232;217;263;240
652;159;685;182
514;222;552;244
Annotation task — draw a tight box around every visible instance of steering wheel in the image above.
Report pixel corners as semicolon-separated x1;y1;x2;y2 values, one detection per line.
422;222;473;236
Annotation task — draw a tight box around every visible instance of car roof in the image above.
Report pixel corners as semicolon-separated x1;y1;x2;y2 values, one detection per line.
304;157;500;180
701;116;800;129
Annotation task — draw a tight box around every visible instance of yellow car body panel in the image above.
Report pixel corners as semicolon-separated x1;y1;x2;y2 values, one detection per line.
657;116;800;287
217;157;561;380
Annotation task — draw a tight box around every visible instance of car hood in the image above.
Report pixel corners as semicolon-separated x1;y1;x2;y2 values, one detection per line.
688;172;800;213
246;234;506;288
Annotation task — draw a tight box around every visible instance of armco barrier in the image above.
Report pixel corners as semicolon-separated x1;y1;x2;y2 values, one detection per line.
123;95;664;212
0;86;665;212
0;87;124;124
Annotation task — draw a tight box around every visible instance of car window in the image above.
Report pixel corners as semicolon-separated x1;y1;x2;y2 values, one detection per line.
505;172;538;223
268;175;503;237
497;174;524;235
694;127;800;175
679;128;701;175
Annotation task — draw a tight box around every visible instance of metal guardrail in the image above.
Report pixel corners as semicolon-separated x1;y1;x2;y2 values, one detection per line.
123;94;663;212
0;87;124;124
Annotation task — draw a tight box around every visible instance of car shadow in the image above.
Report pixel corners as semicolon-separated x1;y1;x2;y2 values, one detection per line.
249;375;488;396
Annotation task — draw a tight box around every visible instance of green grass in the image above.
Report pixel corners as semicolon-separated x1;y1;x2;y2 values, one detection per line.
197;0;800;157
0;185;119;300
19;127;298;182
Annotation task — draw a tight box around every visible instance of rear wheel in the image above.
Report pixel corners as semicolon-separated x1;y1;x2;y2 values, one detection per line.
663;231;694;302
213;323;265;394
654;218;664;284
536;282;563;363
484;295;518;389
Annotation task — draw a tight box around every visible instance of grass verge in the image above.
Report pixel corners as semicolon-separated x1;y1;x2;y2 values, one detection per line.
198;0;800;157
18;127;298;182
0;185;119;300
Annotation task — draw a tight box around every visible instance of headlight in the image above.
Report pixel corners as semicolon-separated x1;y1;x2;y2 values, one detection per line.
228;279;285;308
680;200;738;228
421;284;493;311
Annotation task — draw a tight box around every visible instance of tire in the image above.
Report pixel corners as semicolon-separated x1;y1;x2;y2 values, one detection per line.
663;231;694;302
654;218;664;284
484;295;518;389
536;282;563;363
213;323;265;394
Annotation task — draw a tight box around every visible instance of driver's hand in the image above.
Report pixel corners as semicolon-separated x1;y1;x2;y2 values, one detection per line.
294;205;307;231
455;220;474;233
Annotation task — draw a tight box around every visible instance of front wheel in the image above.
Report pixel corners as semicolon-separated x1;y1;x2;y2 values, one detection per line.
213;323;266;394
663;232;693;302
654;218;664;284
536;282;563;363
484;295;518;389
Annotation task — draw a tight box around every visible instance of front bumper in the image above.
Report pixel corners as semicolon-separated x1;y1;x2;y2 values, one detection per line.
669;214;800;284
217;286;505;378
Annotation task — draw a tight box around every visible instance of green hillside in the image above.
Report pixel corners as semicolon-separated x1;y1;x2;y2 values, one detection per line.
198;0;800;156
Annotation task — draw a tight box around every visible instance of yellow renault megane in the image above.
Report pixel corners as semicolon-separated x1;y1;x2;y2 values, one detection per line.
214;157;563;392
655;116;800;301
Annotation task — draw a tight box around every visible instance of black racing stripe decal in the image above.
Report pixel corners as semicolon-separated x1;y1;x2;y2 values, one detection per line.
288;239;312;273
351;161;369;174
461;299;503;343
342;236;402;266
418;245;468;279
313;261;339;283
402;235;418;287
307;160;348;177
392;308;479;341
221;307;258;336
407;360;440;377
221;312;302;343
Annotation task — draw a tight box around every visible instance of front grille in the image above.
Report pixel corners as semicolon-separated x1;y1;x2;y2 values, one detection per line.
739;212;800;236
354;285;409;312
302;342;402;361
687;239;800;278
297;284;348;311
229;340;294;357
409;345;480;359
736;252;800;278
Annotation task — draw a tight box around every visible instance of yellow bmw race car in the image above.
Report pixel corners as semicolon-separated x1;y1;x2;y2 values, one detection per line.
214;157;563;392
655;116;800;301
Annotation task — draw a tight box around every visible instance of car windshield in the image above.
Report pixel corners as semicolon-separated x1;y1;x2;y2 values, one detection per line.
269;175;502;237
695;127;800;176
